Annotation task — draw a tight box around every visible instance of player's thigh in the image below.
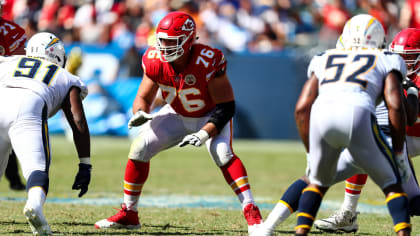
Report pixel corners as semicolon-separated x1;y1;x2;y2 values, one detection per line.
406;136;420;158
206;120;234;167
9;119;49;180
308;103;350;186
349;115;398;189
332;149;366;183
129;105;187;162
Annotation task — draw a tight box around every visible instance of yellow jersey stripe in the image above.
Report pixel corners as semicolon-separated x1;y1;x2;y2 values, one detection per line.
295;224;311;230
394;222;411;232
279;200;294;213
386;193;407;203
345;182;365;190
302;187;324;198
124;182;144;192
296;212;315;221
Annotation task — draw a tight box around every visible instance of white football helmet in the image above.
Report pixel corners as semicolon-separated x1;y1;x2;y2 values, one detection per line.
26;32;67;67
341;14;385;49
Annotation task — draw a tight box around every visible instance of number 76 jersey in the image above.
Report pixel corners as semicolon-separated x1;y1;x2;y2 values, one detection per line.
142;43;227;117
311;48;407;113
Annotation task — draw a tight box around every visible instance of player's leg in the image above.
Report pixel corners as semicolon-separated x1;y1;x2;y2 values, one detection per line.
260;175;309;235
10;102;52;236
5;150;26;190
95;105;187;229
349;113;411;235
314;173;366;233
206;120;262;234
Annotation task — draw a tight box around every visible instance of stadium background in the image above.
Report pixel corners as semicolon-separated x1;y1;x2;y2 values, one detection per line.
2;0;418;139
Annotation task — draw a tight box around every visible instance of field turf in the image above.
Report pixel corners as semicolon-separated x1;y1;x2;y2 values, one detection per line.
1;136;419;235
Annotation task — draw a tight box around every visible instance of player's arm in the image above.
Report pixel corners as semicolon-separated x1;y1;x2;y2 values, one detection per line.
203;73;235;137
132;73;159;114
62;86;92;197
127;73;159;129
62;86;90;158
384;70;407;153
295;73;319;153
403;93;418;126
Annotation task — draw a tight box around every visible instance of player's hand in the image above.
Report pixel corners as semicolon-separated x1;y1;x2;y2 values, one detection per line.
179;130;210;147
72;163;92;197
395;153;411;183
128;110;153;129
402;78;419;94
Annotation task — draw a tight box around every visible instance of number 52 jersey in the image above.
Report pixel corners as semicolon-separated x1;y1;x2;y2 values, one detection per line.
311;48;407;113
142;43;227;117
0;56;88;117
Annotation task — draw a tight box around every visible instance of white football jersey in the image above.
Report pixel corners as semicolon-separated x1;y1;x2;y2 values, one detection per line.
0;56;87;117
310;48;406;113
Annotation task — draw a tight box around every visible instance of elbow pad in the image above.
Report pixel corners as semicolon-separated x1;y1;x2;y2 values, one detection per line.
208;101;235;131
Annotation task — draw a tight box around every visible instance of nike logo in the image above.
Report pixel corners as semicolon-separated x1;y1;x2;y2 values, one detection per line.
11;33;19;39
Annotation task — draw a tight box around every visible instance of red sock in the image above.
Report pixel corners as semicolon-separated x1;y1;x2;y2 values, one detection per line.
124;160;150;196
220;155;251;195
345;174;368;195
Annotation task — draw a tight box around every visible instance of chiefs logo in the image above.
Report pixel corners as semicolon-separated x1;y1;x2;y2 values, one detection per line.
182;19;195;31
184;74;196;86
0;46;4;55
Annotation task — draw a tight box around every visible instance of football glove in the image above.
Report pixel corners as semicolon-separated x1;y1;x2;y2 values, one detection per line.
395;152;411;183
72;163;92;197
402;78;419;97
179;130;210;147
128;110;153;129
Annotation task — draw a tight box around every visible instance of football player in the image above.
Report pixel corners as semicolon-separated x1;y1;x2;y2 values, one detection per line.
0;0;28;191
313;28;420;233
257;14;412;236
94;11;263;235
0;32;92;235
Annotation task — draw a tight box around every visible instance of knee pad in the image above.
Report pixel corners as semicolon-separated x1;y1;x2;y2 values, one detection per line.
27;170;49;194
209;142;233;167
128;135;150;162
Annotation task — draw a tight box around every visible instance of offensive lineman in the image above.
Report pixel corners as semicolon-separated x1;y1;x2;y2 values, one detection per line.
0;32;92;235
94;11;263;235
257;14;412;236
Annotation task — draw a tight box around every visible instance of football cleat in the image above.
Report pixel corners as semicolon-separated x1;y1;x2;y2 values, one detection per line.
254;225;274;236
314;210;359;233
243;203;263;235
23;207;52;236
94;203;140;229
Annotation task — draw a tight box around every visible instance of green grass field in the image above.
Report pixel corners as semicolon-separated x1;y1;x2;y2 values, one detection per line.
1;136;419;235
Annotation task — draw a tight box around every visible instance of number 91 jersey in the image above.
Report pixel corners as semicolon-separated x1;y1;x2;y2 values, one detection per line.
142;43;227;117
311;48;406;113
0;56;88;117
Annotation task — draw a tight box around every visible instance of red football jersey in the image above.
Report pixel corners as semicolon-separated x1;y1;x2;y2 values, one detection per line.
0;18;26;56
142;43;227;117
407;74;420;137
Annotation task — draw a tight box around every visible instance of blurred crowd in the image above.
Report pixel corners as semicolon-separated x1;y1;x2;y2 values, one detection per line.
2;0;419;56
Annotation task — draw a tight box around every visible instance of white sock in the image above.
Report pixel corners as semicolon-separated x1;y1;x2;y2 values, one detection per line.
25;187;46;212
239;189;254;209
264;200;292;230
124;193;139;211
341;192;360;213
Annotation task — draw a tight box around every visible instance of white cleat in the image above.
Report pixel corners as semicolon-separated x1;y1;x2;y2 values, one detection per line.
253;224;274;236
23;207;52;236
314;210;359;233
